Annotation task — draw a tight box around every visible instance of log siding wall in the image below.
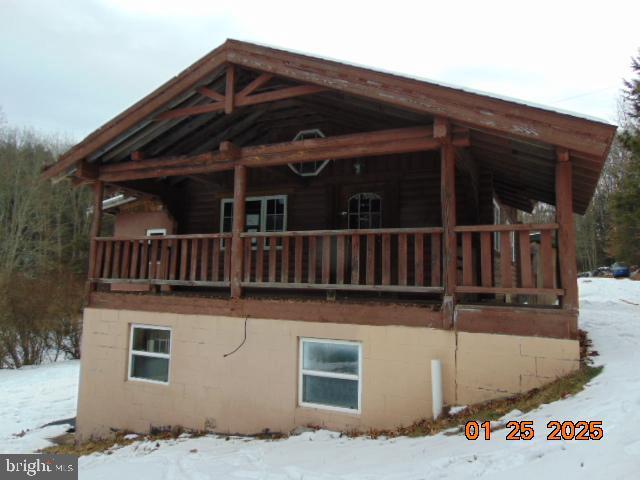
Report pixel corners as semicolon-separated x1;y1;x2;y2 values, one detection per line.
178;151;479;235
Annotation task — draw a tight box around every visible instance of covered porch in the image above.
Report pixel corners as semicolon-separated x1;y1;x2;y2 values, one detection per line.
39;41;616;330
85;119;574;313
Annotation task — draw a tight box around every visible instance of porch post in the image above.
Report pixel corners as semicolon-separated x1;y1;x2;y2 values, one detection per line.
230;165;247;298
86;180;104;296
438;118;457;325
555;148;579;311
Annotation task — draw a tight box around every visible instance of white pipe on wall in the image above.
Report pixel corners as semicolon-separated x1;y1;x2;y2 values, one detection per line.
431;359;443;420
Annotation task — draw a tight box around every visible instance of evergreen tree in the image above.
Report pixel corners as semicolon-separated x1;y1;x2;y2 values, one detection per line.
610;51;640;264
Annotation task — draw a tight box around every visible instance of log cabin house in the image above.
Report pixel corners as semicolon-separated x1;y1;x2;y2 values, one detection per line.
43;40;616;440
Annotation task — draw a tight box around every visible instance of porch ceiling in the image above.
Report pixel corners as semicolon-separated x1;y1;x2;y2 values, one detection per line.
43;39;617;215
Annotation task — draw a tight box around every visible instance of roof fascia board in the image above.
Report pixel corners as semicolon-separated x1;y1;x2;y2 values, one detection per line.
224;41;616;159
42;43;231;179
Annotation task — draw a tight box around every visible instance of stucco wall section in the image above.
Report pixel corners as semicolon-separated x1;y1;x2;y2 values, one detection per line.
456;332;580;404
76;309;580;441
77;308;457;441
113;211;175;237
110;211;175;292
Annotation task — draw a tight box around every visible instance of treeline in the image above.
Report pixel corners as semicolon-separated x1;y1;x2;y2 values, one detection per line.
610;52;640;267
0;113;93;368
524;52;640;272
576;51;640;270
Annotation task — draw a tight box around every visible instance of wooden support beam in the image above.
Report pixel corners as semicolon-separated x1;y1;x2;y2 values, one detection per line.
440;131;457;325
219;140;241;158
225;65;235;114
76;160;98;180
235;84;326;108
555;147;578;311
230;165;246;298
197;86;225;102
237;73;273;98
157;102;224;121
434;117;449;139
157;82;327;121
99;126;437;182
86;181;104;298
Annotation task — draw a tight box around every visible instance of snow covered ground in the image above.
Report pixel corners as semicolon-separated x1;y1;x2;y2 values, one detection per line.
1;278;639;479
0;360;79;453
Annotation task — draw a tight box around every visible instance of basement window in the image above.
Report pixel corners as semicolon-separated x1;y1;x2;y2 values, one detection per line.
128;325;171;384
299;338;361;413
288;129;330;177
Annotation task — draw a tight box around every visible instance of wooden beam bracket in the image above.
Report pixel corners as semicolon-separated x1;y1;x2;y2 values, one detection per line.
157;75;327;121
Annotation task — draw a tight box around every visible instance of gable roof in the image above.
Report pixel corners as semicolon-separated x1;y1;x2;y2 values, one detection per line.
43;39;617;213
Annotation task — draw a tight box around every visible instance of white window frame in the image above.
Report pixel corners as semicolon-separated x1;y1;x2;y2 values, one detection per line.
220;195;287;249
288;128;330;177
347;192;382;229
220;195;288;233
298;337;362;414
146;228;167;236
128;324;172;385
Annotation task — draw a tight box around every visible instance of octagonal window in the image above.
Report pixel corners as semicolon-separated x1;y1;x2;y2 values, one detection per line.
288;129;330;177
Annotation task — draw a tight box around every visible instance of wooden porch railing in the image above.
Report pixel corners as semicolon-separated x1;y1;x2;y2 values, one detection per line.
453;224;564;297
240;228;444;293
89;225;562;300
90;233;232;287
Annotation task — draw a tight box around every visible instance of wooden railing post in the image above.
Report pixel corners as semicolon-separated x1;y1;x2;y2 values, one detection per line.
86;180;104;298
555;148;578;311
438;118;457;325
231;165;246;298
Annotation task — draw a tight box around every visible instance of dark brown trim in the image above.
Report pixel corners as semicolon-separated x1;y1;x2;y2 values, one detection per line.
88;292;578;340
454;304;578;340
88;292;446;328
455;286;564;296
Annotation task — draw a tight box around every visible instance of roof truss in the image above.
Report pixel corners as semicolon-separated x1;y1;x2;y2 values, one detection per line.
157;65;328;121
42;40;616;182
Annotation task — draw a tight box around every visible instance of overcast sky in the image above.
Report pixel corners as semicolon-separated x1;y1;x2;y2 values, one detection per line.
1;0;638;142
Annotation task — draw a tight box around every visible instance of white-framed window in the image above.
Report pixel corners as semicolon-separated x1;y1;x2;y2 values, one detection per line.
128;324;171;384
220;195;287;234
146;228;167;236
348;193;382;229
288;129;331;177
299;338;362;413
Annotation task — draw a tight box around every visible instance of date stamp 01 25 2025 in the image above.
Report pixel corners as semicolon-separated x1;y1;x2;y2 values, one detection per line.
464;420;604;441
